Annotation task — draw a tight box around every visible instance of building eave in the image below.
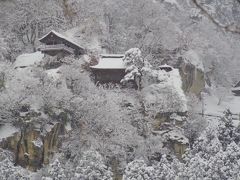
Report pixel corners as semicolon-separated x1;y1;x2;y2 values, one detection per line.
39;30;85;52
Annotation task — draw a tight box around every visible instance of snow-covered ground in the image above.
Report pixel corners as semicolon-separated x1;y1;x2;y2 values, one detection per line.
204;93;240;127
14;51;44;68
205;94;240;116
45;68;61;81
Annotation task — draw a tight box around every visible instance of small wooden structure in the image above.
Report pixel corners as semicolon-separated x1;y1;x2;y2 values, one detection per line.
38;30;85;57
232;81;240;96
159;64;173;72
90;54;126;83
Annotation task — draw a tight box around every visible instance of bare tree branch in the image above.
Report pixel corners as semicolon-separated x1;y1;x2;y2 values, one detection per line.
192;0;240;34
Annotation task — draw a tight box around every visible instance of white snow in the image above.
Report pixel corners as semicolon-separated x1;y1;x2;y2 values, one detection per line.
14;51;44;68
159;64;173;69
0;124;19;141
183;50;204;71
205;94;240;117
90;56;126;69
167;128;189;144
32;138;43;148
64;27;81;38
232;86;240;91
65;27;101;52
45;124;54;133
170;113;185;122
203;93;240;128
142;68;187;113
45;68;61;81
164;0;179;6
65;122;72;132
163;0;181;10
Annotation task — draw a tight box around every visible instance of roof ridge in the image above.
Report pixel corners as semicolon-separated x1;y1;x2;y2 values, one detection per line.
39;30;85;49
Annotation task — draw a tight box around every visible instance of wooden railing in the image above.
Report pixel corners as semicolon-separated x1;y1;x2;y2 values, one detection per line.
38;44;74;54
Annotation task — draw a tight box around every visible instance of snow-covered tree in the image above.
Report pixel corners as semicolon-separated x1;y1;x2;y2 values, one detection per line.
181;113;240;180
123;159;155;180
121;48;146;89
44;158;66;180
43;151;113;180
154;155;182;180
73;151;113;180
0;149;32;179
7;0;66;51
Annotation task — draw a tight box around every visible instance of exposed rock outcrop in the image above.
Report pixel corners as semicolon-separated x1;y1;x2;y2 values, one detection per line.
0;122;65;171
177;50;205;96
179;63;205;96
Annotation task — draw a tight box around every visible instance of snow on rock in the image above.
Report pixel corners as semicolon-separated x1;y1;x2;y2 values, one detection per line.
65;122;72;132
142;68;187;114
0;124;19;141
170;113;186;122
14;51;44;68
45;68;61;81
167;128;189;145
183;50;204;71
44;124;55;133
32;138;43;148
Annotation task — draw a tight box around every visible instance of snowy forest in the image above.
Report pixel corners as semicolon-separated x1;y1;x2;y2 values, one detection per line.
1;0;240;179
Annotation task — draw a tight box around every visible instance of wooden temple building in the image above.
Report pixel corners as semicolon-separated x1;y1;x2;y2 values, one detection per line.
38;30;85;57
159;64;173;72
232;81;240;96
90;54;126;83
38;30;127;84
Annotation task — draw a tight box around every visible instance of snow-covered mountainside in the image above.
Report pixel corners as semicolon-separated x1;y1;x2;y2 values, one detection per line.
1;0;240;179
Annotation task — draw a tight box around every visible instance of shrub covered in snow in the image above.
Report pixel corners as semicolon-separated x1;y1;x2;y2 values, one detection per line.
123;159;155;180
181;114;240;180
141;67;187;116
43;151;113;180
121;48;145;86
123;156;183;180
0;149;31;179
73;150;113;180
44;158;67;180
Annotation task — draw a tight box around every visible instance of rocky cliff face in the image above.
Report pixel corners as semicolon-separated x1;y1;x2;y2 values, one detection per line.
179;62;205;96
177;50;205;96
0;122;65;171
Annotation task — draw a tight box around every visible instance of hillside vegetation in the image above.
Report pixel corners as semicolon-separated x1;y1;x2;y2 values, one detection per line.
1;0;240;179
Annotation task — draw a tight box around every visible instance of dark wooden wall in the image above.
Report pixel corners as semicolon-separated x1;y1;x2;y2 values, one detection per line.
93;69;125;83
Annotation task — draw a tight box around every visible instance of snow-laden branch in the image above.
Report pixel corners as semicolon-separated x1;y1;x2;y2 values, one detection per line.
192;0;240;34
